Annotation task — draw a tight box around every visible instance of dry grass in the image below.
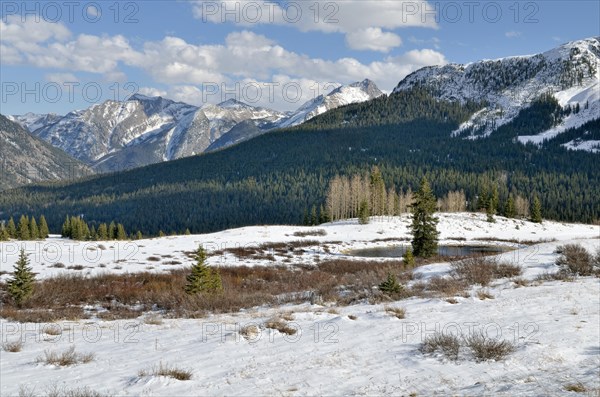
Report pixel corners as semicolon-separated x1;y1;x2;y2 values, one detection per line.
265;318;298;335
420;332;461;361
564;383;587;393
452;256;522;286
37;346;95;366
476;290;494;300
43;324;62;336
46;386;106;397
139;362;192;381
3;340;23;352
239;324;261;341
556;244;597;276
293;229;327;237
143;314;163;325
464;332;516;362
348;314;357;320
446;298;459;304
385;306;406;319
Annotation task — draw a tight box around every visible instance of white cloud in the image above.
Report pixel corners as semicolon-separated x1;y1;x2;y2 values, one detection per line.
0;17;447;111
138;87;168;98
505;31;522;38
45;73;79;83
192;0;437;51
346;28;402;52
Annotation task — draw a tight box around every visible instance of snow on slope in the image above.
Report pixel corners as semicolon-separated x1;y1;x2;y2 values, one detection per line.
0;213;598;396
277;79;384;128
394;37;600;144
0;213;597;281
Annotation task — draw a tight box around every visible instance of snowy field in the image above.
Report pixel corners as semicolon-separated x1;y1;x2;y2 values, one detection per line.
0;213;599;396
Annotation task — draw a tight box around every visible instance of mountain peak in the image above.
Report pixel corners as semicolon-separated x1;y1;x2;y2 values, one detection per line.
218;98;255;109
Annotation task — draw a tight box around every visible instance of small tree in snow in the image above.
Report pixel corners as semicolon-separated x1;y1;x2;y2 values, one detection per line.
185;247;222;295
7;249;35;306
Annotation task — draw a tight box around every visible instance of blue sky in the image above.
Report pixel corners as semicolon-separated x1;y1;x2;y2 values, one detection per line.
1;0;598;115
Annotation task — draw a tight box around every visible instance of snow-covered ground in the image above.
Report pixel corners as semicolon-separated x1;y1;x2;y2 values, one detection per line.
1;213;599;396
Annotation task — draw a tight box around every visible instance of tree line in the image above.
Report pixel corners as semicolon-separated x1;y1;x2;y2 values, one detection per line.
0;215;49;241
323;167;544;224
61;215;142;241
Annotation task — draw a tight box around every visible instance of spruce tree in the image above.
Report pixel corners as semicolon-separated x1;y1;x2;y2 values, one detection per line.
108;221;116;240
7;249;35;306
29;216;39;240
136;231;143;240
61;216;71;238
17;215;30;240
185;228;191;235
310;205;318;226
358;200;370;224
97;223;108;240
410;177;439;258
116;224;127;240
379;272;402;294
403;247;415;267
7;217;17;239
530;196;543;223
185;247;222;295
0;225;9;241
504;196;516;218
39;215;50;239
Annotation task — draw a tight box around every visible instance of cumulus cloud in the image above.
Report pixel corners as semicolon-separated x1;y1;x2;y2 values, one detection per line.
192;0;437;51
45;73;79;83
346;28;402;52
0;17;448;110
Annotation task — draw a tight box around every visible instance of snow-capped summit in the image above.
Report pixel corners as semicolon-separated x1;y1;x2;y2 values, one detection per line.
17;78;381;172
393;37;600;143
277;79;384;128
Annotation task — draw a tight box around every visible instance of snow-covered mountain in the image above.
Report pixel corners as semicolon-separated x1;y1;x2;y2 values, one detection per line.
393;37;600;145
17;80;381;172
7;112;63;132
0;115;92;191
277;79;384;128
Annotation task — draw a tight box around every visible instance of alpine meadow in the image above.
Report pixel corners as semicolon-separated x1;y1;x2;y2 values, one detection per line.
1;2;599;396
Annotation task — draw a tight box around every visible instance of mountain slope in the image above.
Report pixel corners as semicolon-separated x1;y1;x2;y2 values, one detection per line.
0;115;92;191
393;37;600;144
277;79;384;128
18;80;383;172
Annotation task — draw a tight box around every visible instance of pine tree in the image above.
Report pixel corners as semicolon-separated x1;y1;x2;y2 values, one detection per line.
90;225;97;240
504;196;516;218
0;224;9;241
158;230;165;237
7;249;35;306
530;196;543;223
379;272;402;294
116;224;127;240
29;216;39;239
185;247;222;295
410;177;439;258
97;223;108;240
310;205;318;226
136;231;143;240
39;215;49;239
403;247;415;267
358;200;370;224
7;217;17;239
17;215;30;240
61;216;71;238
185;228;191;235
486;186;498;222
108;221;116;240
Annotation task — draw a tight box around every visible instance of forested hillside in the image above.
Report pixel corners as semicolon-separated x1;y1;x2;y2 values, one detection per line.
1;89;598;235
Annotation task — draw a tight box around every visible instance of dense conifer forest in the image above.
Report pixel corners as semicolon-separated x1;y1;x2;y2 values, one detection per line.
0;89;598;235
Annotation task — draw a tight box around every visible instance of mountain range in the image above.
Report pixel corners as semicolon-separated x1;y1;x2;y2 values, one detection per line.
7;79;383;173
2;37;599;193
0;115;91;191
